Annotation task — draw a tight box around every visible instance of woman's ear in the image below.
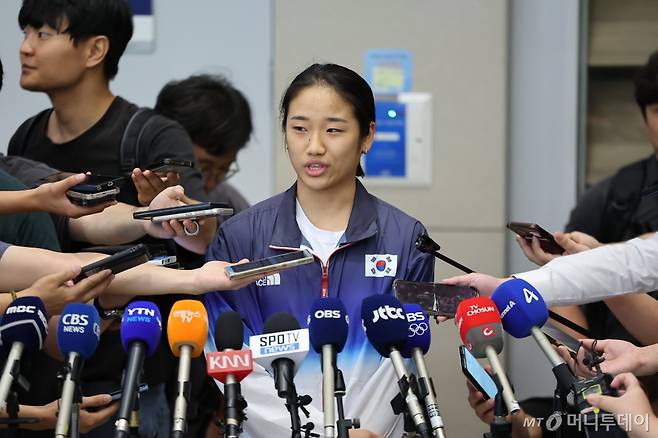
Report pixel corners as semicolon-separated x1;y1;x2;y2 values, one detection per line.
361;122;376;154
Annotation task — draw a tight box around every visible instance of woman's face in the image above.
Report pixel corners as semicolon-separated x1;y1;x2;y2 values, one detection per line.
285;85;373;194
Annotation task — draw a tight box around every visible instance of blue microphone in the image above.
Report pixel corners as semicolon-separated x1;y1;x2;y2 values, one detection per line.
401;304;446;438
491;278;548;338
0;296;48;412
55;304;101;437
308;298;349;438
115;301;162;437
492;279;574;392
361;295;431;438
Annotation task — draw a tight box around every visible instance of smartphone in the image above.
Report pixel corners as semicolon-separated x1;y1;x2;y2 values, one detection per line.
132;202;233;222
393;280;479;318
542;322;581;356
506;222;564;255
74;244;151;283
66;174;125;206
224;249;314;279
108;383;149;402
148;255;178;267
147;158;193;174
459;345;498;400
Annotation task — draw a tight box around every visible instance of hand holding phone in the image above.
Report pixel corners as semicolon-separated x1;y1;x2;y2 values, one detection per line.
133;202;233;222
74;244;150;283
460;345;498;400
224;250;314;279
147;158;193;175
507;222;564;255
66;174;125;206
393;280;479;318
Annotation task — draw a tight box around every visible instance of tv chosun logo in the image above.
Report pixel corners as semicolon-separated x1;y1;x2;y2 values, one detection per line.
408;322;428;337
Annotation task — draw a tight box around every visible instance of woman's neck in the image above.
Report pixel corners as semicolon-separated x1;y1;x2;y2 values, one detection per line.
296;180;356;231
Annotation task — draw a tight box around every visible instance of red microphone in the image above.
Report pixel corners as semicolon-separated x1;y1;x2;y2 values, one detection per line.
455;297;520;414
206;349;253;383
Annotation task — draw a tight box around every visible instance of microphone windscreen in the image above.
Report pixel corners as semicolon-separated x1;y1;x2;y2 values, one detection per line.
0;296;48;352
492;278;548;338
263;312;300;334
400;304;431;358
57;303;101;359
455;297;504;358
360;295;408;357
167;300;208;358
214;311;244;351
308;298;349;353
120;301;162;357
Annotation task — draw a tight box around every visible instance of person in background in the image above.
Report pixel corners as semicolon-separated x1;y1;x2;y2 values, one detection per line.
155;74;253;214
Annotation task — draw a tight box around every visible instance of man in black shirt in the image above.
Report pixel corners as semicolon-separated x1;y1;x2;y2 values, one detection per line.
5;1;210;436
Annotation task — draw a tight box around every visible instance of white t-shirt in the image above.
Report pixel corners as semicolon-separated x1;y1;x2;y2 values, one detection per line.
295;199;345;264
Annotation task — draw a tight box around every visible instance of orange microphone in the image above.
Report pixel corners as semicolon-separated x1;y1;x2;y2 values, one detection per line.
167;300;208;438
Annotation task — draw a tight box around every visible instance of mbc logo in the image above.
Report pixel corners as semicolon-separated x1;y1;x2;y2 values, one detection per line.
6;305;36;314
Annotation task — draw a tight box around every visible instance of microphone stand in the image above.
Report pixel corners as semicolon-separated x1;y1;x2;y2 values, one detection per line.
484;375;511;438
334;368;359;438
0;359;39;436
390;373;431;438
128;395;140;438
224;378;248;437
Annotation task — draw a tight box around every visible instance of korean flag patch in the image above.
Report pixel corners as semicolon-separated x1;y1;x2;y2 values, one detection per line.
365;254;398;277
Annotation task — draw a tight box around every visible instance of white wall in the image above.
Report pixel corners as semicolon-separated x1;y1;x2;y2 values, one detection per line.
507;0;581;400
0;0;274;204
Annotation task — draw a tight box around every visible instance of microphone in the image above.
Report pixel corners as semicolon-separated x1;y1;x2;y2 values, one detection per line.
400;304;447;438
249;312;312;437
249;312;309;397
455;297;520;415
115;301;162;437
55;303;101;438
207;311;252;438
0;296;48;413
491;278;574;393
308;298;349;438
361;295;431;438
167;300;208;438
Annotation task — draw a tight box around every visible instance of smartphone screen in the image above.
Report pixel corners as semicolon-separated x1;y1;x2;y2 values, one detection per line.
460;345;498;400
393;280;479;317
225;250;314;279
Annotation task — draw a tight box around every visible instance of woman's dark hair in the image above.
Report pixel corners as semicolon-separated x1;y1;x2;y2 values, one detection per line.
18;0;133;80
280;63;375;177
635;50;658;119
155;74;252;156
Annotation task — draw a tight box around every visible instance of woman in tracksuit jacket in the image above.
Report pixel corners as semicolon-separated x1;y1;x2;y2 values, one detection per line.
204;63;434;438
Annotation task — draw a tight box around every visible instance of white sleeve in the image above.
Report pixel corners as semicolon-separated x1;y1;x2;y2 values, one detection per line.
515;233;658;306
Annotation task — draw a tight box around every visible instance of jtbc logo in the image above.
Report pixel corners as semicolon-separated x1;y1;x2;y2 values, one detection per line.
371;305;405;323
62;314;89;326
406;312;425;322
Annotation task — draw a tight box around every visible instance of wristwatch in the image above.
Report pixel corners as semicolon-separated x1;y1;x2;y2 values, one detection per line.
93;296;125;320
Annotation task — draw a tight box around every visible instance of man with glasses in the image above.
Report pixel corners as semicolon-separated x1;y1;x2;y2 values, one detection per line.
156;74;253;215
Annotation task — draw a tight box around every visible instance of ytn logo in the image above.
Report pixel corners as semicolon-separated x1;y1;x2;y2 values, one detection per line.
62;314;89;326
371;305;405;323
126;307;155;317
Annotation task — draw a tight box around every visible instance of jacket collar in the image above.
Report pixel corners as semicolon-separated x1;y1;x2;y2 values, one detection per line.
270;179;379;248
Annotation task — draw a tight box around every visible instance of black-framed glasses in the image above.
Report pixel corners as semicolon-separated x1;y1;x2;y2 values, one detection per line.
196;160;240;183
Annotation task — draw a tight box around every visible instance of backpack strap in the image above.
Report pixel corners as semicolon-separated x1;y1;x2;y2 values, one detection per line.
8;109;51;156
600;157;651;243
119;107;156;176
